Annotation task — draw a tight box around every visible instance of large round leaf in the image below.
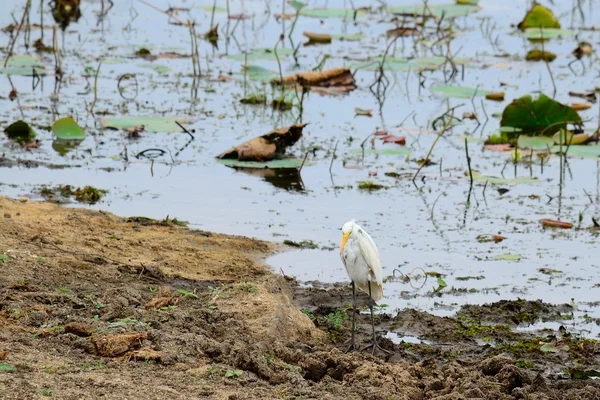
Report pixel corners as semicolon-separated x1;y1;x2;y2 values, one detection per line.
0;55;46;76
52;117;85;140
100;116;192;133
4;120;36;144
500;94;582;138
388;3;479;18
430;85;490;99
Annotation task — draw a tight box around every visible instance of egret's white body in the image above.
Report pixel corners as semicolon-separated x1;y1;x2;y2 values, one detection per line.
339;219;388;353
340;220;383;302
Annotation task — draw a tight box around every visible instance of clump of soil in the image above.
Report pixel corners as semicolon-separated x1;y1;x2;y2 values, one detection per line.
0;196;599;399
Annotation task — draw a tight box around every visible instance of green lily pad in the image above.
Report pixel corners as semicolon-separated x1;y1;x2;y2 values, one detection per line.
101;57;128;65
331;33;365;41
500;93;582;138
52;117;85;140
300;8;368;18
471;171;538;185
388;3;479;18
551;144;600;159
196;5;228;12
243;65;279;82
518;4;560;30
517;135;553;150
430;85;490;99
521;28;573;40
349;147;411;156
229;48;294;62
494;253;522;261
137;63;171;74
100;116;193;133
351;56;470;72
290;0;306;11
4;120;36;144
0;363;16;373
218;157;304;169
0;55;46;76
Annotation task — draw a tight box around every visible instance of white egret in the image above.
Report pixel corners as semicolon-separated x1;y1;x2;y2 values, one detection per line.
339;219;389;354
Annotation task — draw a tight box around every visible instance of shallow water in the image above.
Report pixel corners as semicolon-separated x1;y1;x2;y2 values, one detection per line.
1;0;599;337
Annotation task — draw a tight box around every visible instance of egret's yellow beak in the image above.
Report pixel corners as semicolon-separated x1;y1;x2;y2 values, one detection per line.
340;233;350;254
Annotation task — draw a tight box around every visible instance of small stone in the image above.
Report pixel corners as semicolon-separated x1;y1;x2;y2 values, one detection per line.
19;197;28;203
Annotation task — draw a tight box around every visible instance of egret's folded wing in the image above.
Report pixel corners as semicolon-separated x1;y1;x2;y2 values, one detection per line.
355;228;383;286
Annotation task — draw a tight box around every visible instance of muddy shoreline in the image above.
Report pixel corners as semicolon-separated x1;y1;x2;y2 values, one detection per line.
0;196;599;399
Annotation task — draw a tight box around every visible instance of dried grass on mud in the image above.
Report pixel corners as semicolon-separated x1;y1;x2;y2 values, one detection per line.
0;196;599;399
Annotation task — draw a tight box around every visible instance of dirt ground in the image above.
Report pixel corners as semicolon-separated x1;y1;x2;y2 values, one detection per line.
0;196;599;399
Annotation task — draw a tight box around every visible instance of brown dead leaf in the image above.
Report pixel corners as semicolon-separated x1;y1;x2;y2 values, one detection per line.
92;332;147;357
218;74;234;82
130;348;162;362
541;219;573;229
354;107;372;117
374;130;389;136
493;235;506;243
205;24;219;41
568;91;596;103
485;92;505;101
145;286;178;309
571;102;592;111
572;42;593;59
229;13;251;20
0;351;7;361
303;32;332;43
381;134;406;145
274;13;295;20
274;67;356;92
462;112;477;120
483;143;513;152
64;322;93;337
217;123;307;162
386;27;419;37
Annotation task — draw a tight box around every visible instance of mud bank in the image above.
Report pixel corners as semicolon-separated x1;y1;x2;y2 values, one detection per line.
0;197;598;399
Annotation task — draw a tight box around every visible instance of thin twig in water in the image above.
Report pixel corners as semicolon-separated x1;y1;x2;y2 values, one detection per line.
413;108;457;183
134;0;187;25
329;140;339;175
4;0;32;68
175;121;195;140
298;150;309;174
465;137;474;203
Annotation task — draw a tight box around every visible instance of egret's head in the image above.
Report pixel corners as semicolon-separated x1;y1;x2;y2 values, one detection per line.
340;219;355;254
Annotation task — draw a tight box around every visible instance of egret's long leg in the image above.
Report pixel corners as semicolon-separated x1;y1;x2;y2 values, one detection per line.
345;281;358;353
361;282;392;355
368;283;375;345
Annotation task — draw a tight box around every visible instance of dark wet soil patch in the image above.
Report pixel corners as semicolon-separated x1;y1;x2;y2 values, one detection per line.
458;299;575;326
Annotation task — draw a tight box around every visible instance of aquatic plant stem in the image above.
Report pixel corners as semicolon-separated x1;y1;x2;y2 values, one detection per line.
540;26;556;98
90;62;102;115
274;35;284;103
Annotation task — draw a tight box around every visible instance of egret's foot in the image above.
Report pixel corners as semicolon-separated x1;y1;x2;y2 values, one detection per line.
344;342;359;353
361;340;392;355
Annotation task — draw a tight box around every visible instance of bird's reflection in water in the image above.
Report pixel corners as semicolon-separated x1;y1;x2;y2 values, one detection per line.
233;167;305;192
